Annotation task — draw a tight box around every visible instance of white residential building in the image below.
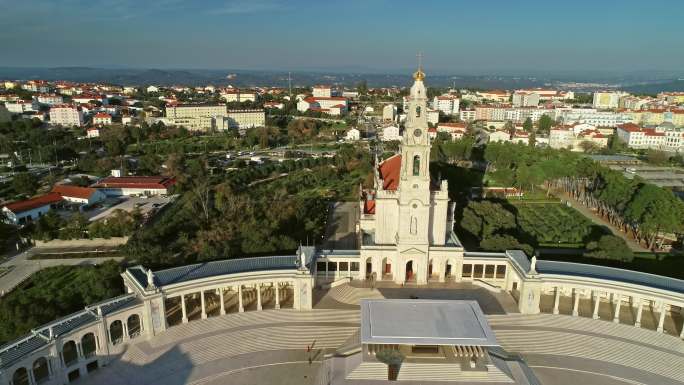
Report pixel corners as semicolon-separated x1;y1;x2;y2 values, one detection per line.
222;109;266;132
512;92;540;107
86;127;100;138
436;122;467;140
593;91;628;109
381;125;401;141
313;85;334;98
488;130;511;143
35;94;63;106
459;109;476;122
165;104;227;131
49;104;84;126
616;123;666;149
382;104;397;122
427;109;439;125
433;95;460;115
5;100;37;114
221;89;257;103
92;112;112;125
345;128;360;141
557;108;631;127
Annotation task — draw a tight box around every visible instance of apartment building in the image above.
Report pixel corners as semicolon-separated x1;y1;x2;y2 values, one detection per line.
165;104;226;131
35;94;64;106
221;89;257;103
93;112;112;125
432;95;460;115
512;91;540;107
593;91;628;109
220;109;266;134
49;104;84;126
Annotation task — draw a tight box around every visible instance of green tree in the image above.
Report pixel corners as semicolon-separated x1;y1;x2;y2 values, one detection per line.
537;115;554;135
522;118;533;132
12;172;39;195
585;235;634;261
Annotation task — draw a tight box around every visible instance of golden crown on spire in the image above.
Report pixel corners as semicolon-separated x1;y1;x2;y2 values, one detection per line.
413;52;425;81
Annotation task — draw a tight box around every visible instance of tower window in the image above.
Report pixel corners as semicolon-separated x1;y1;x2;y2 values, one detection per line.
415;106;421;118
413;155;420;176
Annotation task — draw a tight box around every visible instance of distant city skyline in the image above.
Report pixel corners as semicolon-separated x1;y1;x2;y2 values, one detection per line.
1;0;683;73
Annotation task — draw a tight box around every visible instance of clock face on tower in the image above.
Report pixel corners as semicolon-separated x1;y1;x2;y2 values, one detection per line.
413;129;422;137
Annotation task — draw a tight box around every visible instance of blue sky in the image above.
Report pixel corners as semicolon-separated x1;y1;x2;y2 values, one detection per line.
0;0;682;74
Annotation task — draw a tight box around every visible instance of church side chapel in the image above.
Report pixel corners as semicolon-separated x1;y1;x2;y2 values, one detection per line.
359;63;464;285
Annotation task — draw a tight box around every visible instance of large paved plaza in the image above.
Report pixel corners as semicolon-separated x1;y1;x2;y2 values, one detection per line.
74;284;684;385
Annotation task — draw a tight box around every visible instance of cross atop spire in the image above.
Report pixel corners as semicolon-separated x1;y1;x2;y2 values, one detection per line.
417;52;423;70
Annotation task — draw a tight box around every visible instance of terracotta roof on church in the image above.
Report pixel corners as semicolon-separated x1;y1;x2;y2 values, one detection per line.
364;200;376;214
378;154;401;191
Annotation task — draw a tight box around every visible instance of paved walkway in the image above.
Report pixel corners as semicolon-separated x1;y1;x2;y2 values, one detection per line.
0;242;124;295
489;314;684;385
78;310;359;385
552;188;648;252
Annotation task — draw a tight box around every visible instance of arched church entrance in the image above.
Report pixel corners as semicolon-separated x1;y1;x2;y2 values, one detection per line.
382;258;392;280
365;257;372;278
445;262;453;279
405;261;414;282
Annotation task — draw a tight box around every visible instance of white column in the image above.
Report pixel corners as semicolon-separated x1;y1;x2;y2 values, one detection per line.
27;368;36;385
257;284;262;311
553;287;560;315
275;282;281;310
181;294;188;323
219;288;225;315
238;285;244;312
201;291;207;319
592;291;600;319
572;289;580;317
123;321;130;339
657;302;667;333
679;308;684;339
613;294;622;323
634;298;643;328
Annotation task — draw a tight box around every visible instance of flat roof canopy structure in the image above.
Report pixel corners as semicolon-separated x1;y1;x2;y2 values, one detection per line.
360;299;499;346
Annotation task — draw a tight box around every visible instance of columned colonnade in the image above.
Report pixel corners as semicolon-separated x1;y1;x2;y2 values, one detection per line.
540;284;684;338
163;281;295;327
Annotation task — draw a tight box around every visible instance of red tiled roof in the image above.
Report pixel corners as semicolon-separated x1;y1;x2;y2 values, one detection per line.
364;199;376;215
378;154;401;191
92;176;175;190
2;193;63;214
52;185;97;200
618;123;642;132
94;112;111;118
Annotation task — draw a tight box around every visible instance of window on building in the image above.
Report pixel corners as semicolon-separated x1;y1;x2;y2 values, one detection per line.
413;155;420;176
351;262;359;271
328;262;338;272
339;262;349;271
474;264;484;278
316;262;327;274
416;106;421;118
462;264;472;278
484;265;495;278
496;265;506;279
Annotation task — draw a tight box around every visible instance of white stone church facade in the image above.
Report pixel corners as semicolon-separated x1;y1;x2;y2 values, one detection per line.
358;68;464;285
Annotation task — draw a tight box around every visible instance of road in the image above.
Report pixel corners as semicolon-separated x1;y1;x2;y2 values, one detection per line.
0;242;125;296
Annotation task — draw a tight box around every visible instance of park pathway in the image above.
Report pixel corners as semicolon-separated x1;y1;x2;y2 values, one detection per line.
551;188;648;252
0;239;125;296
